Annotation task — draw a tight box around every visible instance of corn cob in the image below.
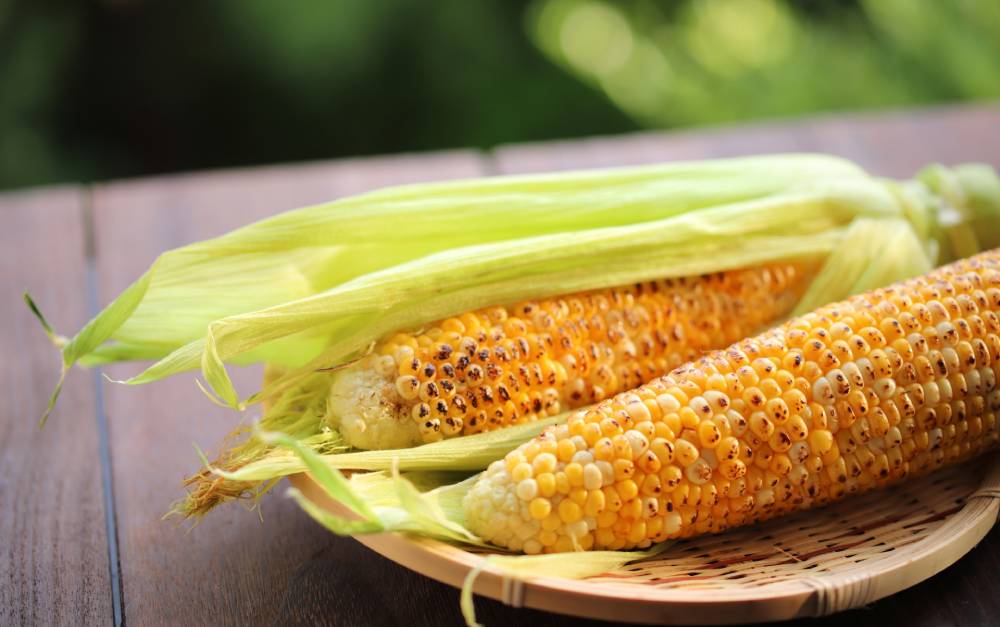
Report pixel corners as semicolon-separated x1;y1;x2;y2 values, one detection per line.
329;262;814;450
463;250;1000;554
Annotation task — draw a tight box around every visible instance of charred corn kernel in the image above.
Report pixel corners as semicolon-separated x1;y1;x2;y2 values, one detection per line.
464;252;1000;552
331;263;813;449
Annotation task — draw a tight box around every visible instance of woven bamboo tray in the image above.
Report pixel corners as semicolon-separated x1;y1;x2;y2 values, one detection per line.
289;453;1000;624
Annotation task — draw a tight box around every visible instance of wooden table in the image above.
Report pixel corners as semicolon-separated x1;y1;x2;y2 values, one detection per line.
4;103;1000;626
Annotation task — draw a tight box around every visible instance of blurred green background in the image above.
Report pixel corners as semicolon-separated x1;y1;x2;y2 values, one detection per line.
2;0;999;191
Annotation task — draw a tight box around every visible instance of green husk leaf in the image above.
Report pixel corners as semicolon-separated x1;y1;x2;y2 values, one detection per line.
273;433;493;545
258;429;379;521
792;217;934;315
137;187;886;405
35;156;1000;419
44;155;904;395
206;415;563;483
173;370;343;517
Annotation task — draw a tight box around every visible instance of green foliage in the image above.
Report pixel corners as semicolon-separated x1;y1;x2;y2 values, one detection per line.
1;0;998;190
530;0;1000;128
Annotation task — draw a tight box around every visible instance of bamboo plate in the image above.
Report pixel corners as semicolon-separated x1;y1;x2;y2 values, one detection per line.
289;454;1000;624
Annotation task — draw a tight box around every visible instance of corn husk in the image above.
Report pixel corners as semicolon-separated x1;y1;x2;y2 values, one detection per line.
36;155;1000;417
261;430;668;626
28;154;1000;623
29;155;1000;515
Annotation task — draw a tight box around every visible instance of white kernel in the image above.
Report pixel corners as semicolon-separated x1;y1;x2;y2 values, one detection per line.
374;355;397;377
981;367;996;391
885;426;903;447
967;369;983;395
685;458;713;485
656;393;681;414
812;377;835;403
532;452;557;473
938;378;953;401
789;441;810;464
596;460;615;484
515;478;539;501
855;358;875;384
583;464;603;491
923;381;940;405
664;512;682;534
624;430;649;458
927;428;943;451
567;520;589;539
874;378;896;400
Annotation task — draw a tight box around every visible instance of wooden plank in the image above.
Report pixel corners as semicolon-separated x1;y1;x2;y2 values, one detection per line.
90;151;487;625
0;188;114;625
492;103;1000;177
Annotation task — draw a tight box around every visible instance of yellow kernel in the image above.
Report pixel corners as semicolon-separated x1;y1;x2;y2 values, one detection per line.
679;407;701;430
532;452;557;474
555;472;571;494
505;452;527;473
582;422;602;445
770;454;793;475
616;479;639;501
541;513;562;531
622;497;643;520
628;520;647;543
613;458;635;481
698;421;722;448
558;499;583;523
594;437;614;461
720;459;747;480
660;464;683;488
565;463;585;487
536;472;556;497
529;498;551;519
715;436;740;461
674;438;700;466
584;490;606;517
511;462;533;483
808;429;834;454
556;439;577;462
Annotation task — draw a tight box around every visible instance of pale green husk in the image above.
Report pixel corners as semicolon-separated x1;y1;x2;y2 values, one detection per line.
33;155;1000;424
263;430;669;626
28;155;1000;520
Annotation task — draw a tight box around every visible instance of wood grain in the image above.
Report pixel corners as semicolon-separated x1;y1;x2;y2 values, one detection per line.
491;103;1000;177
0;187;113;626
89;151;486;625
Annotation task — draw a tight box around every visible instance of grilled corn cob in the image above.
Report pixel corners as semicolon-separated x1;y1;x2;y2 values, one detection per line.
330;262;813;449
463;250;1000;554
